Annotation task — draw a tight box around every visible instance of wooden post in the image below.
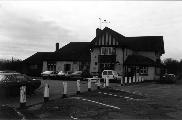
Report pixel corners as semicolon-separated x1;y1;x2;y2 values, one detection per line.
133;76;135;84
125;77;127;85
88;79;91;91
97;79;101;90
62;82;67;98
129;77;131;84
44;83;49;102
76;80;81;94
121;77;123;86
106;77;109;88
20;86;26;109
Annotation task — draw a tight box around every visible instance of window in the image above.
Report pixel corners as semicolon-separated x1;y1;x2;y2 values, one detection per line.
95;62;97;65
101;47;115;55
47;61;56;71
108;71;112;75
139;67;148;75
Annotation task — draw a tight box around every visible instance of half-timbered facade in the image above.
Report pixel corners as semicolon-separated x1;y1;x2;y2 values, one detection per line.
90;27;164;80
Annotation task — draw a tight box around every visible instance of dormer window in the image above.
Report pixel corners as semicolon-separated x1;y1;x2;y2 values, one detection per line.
101;47;115;55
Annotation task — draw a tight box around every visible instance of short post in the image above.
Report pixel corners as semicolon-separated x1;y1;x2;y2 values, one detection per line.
121;77;123;86
139;76;141;82
106;77;109;88
141;77;144;82
129;77;131;84
125;77;127;85
97;79;101;90
137;77;139;83
88;78;91;91
103;78;106;88
133;76;135;84
62;82;68;98
20;85;26;109
76;80;81;94
44;83;49;103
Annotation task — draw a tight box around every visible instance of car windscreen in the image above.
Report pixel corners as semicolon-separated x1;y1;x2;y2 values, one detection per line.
108;71;113;75
103;71;107;75
113;71;118;76
43;71;53;74
0;74;16;82
72;71;82;74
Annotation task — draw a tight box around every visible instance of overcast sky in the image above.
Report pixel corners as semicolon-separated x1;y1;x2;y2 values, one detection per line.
0;1;182;60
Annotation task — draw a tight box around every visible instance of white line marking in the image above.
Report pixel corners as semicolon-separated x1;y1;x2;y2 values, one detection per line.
81;98;120;110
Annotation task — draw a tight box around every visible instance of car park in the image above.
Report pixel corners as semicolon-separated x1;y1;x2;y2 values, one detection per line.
0;73;41;96
41;71;57;79
160;73;176;83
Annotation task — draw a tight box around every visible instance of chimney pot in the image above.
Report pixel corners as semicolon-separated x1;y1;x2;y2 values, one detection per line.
56;43;59;51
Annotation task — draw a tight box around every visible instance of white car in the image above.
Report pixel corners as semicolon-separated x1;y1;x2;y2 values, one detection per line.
102;70;121;80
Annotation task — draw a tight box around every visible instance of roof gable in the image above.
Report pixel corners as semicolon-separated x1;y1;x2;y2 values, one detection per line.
91;27;164;53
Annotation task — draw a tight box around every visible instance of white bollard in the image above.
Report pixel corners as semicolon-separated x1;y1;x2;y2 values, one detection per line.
129;77;131;84
141;77;144;82
76;80;81;94
62;82;68;98
137;77;139;83
97;79;101;90
121;77;123;86
88;79;91;91
133;76;135;83
106;77;109;88
139;76;141;82
44;83;49;102
125;77;127;84
103;78;106;88
20;85;26;108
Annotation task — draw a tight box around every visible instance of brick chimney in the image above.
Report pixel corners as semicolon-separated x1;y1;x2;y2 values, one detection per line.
56;43;59;51
96;28;102;36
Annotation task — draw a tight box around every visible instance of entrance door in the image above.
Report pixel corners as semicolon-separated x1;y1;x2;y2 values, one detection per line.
99;63;114;73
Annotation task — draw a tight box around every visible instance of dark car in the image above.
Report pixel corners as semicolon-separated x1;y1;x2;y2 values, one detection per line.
66;70;92;80
160;74;176;83
0;73;41;96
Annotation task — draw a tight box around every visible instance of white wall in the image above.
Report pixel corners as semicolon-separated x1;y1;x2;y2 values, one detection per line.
141;67;155;80
56;61;80;72
42;61;47;72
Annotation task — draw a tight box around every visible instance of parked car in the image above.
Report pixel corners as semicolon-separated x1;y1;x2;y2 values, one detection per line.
66;70;92;80
102;70;121;80
160;73;176;83
57;71;67;80
0;73;41;96
41;71;57;79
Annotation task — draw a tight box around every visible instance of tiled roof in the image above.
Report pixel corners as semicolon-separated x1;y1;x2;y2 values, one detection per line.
49;42;91;61
91;27;165;54
23;52;54;64
23;42;91;63
124;55;156;66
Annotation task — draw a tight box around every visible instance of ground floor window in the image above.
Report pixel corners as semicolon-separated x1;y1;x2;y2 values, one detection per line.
139;66;148;75
47;61;56;71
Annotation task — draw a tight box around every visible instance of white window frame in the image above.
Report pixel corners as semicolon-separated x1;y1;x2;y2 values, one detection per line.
140;66;148;75
101;47;115;55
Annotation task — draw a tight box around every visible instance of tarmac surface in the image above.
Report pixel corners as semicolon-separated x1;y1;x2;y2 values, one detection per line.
1;79;182;119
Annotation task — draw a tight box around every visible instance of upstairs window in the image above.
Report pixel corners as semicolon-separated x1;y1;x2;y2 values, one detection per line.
101;47;115;55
